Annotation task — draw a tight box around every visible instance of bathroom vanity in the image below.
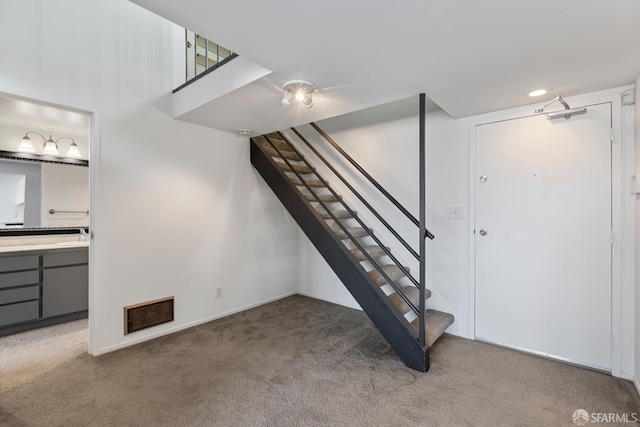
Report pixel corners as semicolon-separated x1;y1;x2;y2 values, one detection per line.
0;242;88;336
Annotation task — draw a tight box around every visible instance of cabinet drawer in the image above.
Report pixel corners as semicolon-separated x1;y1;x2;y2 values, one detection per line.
43;265;88;318
0;270;39;290
0;255;39;273
0;300;39;327
43;250;88;267
0;285;39;305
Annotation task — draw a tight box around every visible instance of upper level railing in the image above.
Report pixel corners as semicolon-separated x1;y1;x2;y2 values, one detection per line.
173;30;238;93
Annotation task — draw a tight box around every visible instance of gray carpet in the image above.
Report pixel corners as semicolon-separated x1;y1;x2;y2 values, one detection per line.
0;295;638;426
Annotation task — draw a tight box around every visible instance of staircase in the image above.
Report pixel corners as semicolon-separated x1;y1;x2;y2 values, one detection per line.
250;128;454;372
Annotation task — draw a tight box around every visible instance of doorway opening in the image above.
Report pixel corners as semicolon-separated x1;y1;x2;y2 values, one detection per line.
0;92;92;381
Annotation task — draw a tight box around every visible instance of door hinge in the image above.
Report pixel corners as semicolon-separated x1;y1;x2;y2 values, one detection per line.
610;230;614;245
610;128;614;143
610;333;615;349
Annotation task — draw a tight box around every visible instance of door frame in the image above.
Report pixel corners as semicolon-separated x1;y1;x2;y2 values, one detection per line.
468;88;628;377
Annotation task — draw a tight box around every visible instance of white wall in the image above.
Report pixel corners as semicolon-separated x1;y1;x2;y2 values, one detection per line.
635;76;640;394
40;163;89;228
293;88;636;379
0;0;298;354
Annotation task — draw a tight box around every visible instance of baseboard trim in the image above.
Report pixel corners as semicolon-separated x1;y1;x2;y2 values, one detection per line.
634;377;640;398
92;290;298;356
297;290;362;311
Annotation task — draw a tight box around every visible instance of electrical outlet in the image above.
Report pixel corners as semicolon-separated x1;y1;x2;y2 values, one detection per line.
216;287;223;298
445;206;464;219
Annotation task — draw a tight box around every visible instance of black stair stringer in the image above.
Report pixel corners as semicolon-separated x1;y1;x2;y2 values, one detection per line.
250;139;429;372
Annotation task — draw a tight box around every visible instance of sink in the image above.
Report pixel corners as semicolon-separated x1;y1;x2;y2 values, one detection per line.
56;241;89;247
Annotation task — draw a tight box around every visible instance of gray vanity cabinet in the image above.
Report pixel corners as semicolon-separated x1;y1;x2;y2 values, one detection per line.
0;247;88;335
43;263;89;317
0;255;39;327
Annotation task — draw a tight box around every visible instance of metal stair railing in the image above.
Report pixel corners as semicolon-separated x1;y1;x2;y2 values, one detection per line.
284;94;430;347
261;134;423;325
308;122;434;240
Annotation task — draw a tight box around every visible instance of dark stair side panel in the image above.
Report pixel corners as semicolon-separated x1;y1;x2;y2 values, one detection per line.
250;140;429;371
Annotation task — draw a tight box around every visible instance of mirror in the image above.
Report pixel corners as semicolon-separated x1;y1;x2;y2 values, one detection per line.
0;159;88;229
0;93;90;232
0;171;27;227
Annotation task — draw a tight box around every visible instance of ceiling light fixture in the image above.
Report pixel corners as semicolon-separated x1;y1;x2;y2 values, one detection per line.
529;88;552;97
42;135;59;155
17;135;36;153
17;131;82;158
282;80;317;108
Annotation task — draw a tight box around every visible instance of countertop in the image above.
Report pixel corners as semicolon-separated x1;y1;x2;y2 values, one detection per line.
0;241;89;255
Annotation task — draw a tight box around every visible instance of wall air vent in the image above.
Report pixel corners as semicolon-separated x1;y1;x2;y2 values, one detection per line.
124;296;174;335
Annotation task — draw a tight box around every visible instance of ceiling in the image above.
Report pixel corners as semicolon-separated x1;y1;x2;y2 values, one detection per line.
132;0;640;133
0;94;90;137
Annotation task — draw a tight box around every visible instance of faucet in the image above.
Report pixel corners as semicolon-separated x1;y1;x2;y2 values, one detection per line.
79;228;88;242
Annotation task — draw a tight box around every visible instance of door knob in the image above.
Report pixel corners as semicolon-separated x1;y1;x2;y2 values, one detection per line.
479;175;488;183
479;229;488;236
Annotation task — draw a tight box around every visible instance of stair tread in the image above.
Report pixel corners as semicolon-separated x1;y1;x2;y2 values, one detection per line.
350;245;389;262
276;161;313;174
368;265;409;286
319;209;354;219
332;226;370;239
290;175;325;188
259;135;293;152
411;309;455;347
386;286;432;315
263;146;301;161
303;193;341;202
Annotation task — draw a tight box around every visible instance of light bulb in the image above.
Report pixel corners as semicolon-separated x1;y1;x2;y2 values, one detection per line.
529;89;548;97
295;89;305;102
303;93;313;108
42;135;59;155
66;142;82;158
17;135;36;153
281;89;293;106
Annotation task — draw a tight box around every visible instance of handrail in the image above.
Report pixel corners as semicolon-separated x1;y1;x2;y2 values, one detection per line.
289;128;420;261
309;122;435;240
261;134;422;318
281;130;421;291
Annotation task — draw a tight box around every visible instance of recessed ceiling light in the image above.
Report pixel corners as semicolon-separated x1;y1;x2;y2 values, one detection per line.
529;88;549;97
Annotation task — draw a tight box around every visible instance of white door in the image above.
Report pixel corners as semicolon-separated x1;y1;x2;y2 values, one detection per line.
475;103;612;371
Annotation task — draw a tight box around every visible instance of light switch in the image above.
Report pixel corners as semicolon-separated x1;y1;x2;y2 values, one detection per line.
446;206;464;219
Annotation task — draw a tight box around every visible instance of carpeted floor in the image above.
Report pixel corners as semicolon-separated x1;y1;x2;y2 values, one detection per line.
0;295;638;427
